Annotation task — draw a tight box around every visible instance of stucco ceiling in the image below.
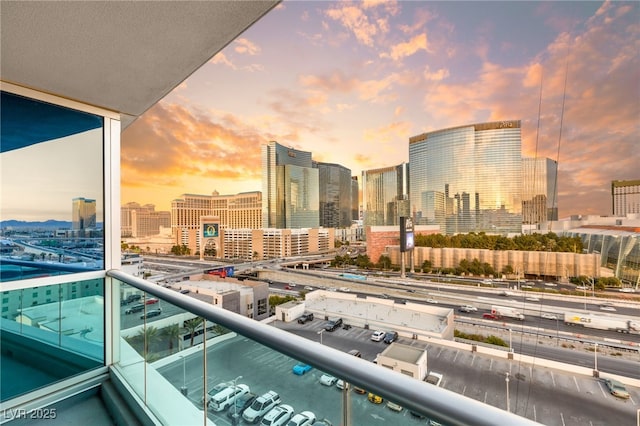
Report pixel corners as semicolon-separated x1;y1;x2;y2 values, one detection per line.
1;1;280;128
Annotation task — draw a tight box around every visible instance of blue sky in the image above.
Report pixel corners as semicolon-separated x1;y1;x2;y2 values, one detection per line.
120;1;639;218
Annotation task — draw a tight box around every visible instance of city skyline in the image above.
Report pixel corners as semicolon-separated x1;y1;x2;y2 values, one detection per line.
75;2;640;220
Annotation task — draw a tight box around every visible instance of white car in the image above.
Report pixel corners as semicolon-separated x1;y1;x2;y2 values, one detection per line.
319;373;337;386
387;401;403;412
541;313;558;320
261;404;294;426
286;411;316;426
208;384;250;412
371;330;386;342
426;298;438;304
600;305;616;312
526;296;540;302
339;287;350;292
335;379;349;390
304;286;313;290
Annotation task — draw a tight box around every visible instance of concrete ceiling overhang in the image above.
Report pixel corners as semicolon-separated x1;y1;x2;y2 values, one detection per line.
0;1;280;129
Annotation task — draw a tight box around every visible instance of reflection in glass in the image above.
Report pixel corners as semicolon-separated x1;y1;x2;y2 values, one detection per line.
0;91;104;282
0;279;104;401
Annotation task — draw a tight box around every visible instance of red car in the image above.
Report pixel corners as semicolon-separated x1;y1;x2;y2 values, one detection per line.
145;298;159;305
482;313;497;320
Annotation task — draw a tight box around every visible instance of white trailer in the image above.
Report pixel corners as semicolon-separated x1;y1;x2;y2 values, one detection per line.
564;311;639;334
491;305;525;321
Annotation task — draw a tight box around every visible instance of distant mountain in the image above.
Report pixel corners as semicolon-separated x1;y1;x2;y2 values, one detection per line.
1;220;72;229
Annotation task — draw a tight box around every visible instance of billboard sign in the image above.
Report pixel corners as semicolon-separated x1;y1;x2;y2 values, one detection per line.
400;216;414;252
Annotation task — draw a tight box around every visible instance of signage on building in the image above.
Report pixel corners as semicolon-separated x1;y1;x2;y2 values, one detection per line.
203;223;219;238
400;216;414;252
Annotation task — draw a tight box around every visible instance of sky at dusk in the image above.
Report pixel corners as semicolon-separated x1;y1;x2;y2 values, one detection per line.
121;0;639;219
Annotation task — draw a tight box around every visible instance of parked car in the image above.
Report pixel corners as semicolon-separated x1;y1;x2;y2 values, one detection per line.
242;391;282;424
286;411;316;426
292;363;312;375
125;294;142;304
209;384;250;412
367;392;383;404
541;313;558;320
387;401;403;412
226;392;257;418
319;373;337;386
145;297;159;305
297;313;314;324
324;317;343;332
383;331;398;344
335;379;348;390
347;349;362;358
458;305;477;313
140;308;162;319
203;381;234;406
352;386;366;394
603;378;630;399
260;404;294;426
371;330;385;342
425;372;443;387
125;304;145;314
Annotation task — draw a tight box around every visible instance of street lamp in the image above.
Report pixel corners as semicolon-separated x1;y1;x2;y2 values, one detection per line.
317;329;325;345
505;372;510;412
594;342;598;373
508;328;513;353
232;375;243;425
179;355;187;396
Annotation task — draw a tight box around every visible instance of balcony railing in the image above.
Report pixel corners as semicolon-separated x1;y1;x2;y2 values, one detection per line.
108;269;540;426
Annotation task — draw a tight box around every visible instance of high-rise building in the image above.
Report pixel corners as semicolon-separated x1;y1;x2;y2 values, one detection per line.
351;176;359;221
121;202;171;237
612;179;640;216
409;121;522;234
315;161;352;228
362;163;409;227
522;157;558;224
261;141;319;229
171;191;262;254
72;197;96;230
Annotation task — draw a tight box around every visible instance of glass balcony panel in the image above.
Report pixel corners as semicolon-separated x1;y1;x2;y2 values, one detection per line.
112;280;453;425
0;280;104;402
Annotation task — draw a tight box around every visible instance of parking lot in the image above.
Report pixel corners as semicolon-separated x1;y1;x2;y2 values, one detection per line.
278;318;640;426
158;334;434;425
155;316;639;426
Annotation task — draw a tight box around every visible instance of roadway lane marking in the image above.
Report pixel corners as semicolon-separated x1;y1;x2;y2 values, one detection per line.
470;355;476;367
550;371;556;387
452;351;459;364
489;359;493;371
483;391;488;403
573;376;580;392
462;385;466;395
436;347;443;358
629;395;636;405
533;405;536;422
597;381;607;397
560;412;566;426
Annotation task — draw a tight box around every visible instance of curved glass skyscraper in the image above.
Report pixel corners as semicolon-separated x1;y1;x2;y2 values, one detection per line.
409;121;522;234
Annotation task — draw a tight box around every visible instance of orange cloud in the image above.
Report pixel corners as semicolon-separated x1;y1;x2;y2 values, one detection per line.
380;33;429;60
234;38;261;55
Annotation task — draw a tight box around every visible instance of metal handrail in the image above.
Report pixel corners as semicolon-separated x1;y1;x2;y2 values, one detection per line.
108;269;540;426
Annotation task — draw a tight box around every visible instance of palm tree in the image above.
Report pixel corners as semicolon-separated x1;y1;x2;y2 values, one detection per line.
162;324;181;354
138;326;160;359
183;318;203;347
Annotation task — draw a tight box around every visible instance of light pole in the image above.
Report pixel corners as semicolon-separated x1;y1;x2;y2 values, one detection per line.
508;328;513;353
317;329;325;345
179;355;187;396
505;372;510;412
232;375;243;425
594;342;598;373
